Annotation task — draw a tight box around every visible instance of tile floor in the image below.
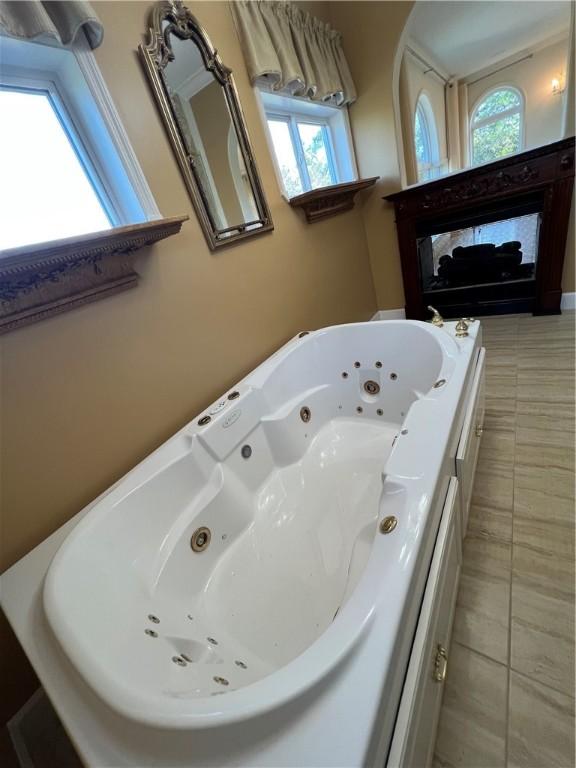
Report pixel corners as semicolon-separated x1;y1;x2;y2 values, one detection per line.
434;312;576;768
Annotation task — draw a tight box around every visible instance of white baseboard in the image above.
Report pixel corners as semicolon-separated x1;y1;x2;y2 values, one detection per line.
371;308;406;321
561;292;575;310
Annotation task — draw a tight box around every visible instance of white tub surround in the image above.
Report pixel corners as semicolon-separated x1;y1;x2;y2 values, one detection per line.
2;319;485;768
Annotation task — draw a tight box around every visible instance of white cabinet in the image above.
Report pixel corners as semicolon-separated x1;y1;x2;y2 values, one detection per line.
387;477;462;768
456;348;486;537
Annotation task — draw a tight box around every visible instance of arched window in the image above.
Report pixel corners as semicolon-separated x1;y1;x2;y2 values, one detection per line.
470;87;523;166
414;94;441;182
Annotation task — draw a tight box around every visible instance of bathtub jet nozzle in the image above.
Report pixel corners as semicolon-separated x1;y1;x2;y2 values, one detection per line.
379;516;398;534
363;380;380;395
190;526;211;552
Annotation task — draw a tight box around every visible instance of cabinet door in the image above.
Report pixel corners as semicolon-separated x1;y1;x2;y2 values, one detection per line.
387;477;462;768
456;348;486;537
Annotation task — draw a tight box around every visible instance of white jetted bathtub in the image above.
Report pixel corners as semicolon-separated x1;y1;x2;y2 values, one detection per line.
35;319;484;765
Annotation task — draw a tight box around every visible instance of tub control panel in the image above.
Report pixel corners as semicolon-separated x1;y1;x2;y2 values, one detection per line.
209;399;229;416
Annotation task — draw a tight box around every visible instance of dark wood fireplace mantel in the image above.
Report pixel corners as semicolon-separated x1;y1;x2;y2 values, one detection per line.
385;138;575;318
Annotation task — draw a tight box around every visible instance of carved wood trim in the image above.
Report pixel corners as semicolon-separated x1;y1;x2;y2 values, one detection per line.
0;216;188;334
289;178;379;223
385;138;575;221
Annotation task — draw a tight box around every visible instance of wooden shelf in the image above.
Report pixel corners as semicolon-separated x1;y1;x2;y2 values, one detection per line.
289;177;379;223
0;216;188;334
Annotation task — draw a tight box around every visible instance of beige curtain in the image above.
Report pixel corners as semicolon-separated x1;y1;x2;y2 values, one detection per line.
445;79;462;172
458;81;469;167
230;0;356;106
0;1;103;49
398;55;418;186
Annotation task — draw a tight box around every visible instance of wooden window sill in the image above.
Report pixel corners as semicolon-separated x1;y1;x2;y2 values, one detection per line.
0;216;188;334
288;177;379;223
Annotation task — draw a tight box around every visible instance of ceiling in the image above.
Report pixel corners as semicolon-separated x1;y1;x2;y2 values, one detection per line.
408;1;572;78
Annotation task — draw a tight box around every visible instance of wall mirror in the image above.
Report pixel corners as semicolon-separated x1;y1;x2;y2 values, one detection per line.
395;0;572;187
139;1;273;249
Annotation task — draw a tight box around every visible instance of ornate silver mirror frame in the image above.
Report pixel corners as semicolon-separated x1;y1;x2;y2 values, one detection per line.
139;1;273;249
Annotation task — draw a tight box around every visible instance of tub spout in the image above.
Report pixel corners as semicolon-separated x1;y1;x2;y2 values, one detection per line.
427;306;444;327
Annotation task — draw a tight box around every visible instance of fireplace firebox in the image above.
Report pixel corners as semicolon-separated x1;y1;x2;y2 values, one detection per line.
385;138;575;318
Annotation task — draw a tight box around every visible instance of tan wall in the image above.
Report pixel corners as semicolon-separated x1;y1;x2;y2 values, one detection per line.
466;38;569;153
330;0;414;311
0;0;377;722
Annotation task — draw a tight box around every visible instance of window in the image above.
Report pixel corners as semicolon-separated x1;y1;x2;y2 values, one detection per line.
259;91;357;198
1;86;112;250
470;87;523;166
0;36;158;251
414;94;442;182
266;114;336;196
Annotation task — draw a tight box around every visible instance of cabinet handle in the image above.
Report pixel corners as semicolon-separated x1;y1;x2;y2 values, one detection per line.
433;644;448;683
475;425;484;437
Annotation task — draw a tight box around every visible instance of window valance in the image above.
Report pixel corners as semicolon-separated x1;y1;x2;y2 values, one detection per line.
230;0;356;106
0;1;103;49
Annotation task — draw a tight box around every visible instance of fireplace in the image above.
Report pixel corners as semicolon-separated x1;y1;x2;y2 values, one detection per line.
420;213;540;291
416;195;544;316
385;138;575;318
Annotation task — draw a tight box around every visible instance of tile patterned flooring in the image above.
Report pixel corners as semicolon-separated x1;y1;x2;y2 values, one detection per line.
434;312;576;768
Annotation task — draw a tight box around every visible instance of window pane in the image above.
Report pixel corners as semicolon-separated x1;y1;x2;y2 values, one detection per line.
414;106;429;165
472;112;521;165
267;119;303;197
473;89;521;123
297;122;335;189
0;89;111;250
